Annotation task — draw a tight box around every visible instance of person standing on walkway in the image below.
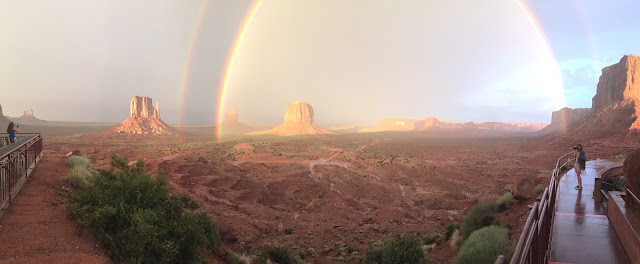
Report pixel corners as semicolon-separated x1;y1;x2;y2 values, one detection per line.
6;121;18;144
574;144;586;190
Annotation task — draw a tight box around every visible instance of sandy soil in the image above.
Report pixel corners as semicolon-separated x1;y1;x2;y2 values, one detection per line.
0;126;579;263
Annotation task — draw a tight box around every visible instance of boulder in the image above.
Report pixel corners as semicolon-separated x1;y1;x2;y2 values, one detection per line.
623;148;640;197
514;178;535;200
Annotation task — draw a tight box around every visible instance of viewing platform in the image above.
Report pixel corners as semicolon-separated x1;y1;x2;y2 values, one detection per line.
549;160;633;264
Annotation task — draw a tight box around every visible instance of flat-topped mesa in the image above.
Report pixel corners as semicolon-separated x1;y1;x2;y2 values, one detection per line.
539;107;592;134
592;54;640;110
248;102;329;136
113;96;175;135
284;101;314;124
23;109;33;117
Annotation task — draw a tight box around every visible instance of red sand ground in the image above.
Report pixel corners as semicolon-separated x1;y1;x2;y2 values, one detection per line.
0;126;604;263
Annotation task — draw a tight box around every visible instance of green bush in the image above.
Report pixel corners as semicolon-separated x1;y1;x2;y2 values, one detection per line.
228;252;252;264
68;154;221;263
443;223;458;242
67;166;93;188
255;245;306;264
454;226;511;264
364;233;426;264
496;192;513;212
461;202;497;239
611;154;624;161
423;232;440;245
66;155;90;169
534;184;544;195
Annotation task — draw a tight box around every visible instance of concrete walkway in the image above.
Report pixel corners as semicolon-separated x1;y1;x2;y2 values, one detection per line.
549;160;631;264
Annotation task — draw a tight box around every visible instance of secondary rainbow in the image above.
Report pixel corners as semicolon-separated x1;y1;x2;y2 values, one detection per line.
178;0;210;126
216;0;264;139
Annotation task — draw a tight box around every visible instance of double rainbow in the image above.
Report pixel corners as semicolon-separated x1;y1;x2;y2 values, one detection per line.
211;0;569;138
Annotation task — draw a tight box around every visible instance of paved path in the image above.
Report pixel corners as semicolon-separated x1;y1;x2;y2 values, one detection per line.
0;151;109;263
549;160;631;264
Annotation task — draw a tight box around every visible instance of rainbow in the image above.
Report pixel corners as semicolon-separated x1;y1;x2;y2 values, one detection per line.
516;0;567;131
215;1;568;136
215;0;264;139
178;0;210;127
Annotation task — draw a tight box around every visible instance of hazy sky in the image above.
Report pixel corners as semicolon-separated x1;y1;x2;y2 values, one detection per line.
1;0;639;125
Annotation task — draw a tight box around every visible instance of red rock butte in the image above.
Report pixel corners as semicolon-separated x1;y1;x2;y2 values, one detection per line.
220;108;249;132
248;101;329;136
113;96;176;135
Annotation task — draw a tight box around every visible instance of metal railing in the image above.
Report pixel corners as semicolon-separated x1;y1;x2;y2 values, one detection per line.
0;133;32;148
509;151;573;264
0;134;43;218
508;146;638;264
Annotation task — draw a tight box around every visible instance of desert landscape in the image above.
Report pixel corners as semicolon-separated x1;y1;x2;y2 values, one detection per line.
3;1;640;263
2;54;640;263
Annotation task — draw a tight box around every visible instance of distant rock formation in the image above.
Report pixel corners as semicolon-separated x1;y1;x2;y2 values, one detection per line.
423;117;440;129
361;116;546;133
220;108;250;133
592;55;640;111
248;102;329;136
359;118;425;132
0;104;11;128
539;107;592;134
543;55;640;141
113;96;175;135
23;109;33;117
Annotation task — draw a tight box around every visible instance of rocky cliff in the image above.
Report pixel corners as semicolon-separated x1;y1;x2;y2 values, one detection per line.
592;55;640;111
539;107;592;134
248;102;329;136
113;96;175;135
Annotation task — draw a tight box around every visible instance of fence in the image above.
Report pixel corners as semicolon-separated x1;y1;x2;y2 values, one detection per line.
506;146;637;264
0;134;43;218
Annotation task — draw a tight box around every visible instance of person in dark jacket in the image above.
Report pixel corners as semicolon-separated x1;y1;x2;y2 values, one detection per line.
574;144;586;190
6;122;18;144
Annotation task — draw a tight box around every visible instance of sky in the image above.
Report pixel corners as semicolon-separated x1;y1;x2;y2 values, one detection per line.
1;0;640;125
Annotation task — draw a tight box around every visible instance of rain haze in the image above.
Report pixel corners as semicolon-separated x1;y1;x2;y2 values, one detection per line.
1;0;640;125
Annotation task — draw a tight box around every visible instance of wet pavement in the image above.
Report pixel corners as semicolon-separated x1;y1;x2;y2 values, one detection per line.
549;160;631;264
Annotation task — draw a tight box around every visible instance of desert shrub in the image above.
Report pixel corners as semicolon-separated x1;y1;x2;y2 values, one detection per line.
453;226;511;264
496;192;513;212
67;166;93;188
255;245;306;264
364;233;426;264
461;202;497;239
423;232;440;245
66;155;90;169
228;252;252;264
611;153;624;161
534;184;544;195
443;223;458;242
68;154;220;264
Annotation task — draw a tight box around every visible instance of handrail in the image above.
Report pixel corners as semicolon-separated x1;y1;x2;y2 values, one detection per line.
507;147;638;264
0;134;43;219
509;151;573;264
0;133;41;148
